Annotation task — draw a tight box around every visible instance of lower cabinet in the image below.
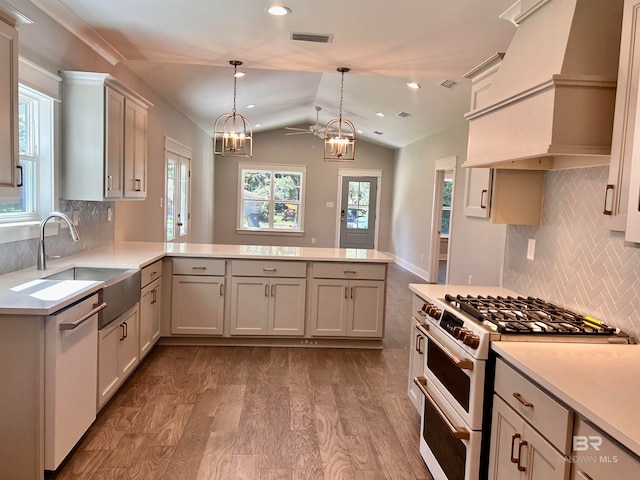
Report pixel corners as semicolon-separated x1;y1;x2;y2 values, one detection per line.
309;278;385;337
171;274;225;335
139;276;161;358
97;303;139;409
230;276;306;336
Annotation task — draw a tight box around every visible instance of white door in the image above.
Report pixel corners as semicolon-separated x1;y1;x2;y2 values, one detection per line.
339;176;378;249
166;150;191;243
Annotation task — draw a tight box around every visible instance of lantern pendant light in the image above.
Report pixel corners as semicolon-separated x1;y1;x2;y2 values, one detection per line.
214;60;253;157
324;67;356;162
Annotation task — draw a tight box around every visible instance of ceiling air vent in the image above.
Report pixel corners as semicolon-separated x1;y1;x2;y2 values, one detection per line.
396;111;411;118
438;79;459;89
290;32;334;43
373;131;384;135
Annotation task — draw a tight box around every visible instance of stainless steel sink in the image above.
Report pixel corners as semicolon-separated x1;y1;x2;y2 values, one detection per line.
44;267;141;328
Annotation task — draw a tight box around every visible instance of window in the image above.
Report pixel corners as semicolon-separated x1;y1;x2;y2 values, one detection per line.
238;164;306;233
441;178;453;237
0;85;54;224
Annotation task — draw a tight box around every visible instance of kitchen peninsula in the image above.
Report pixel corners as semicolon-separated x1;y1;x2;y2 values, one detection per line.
0;241;393;480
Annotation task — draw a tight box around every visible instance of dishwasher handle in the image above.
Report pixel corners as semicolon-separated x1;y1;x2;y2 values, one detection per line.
59;302;107;331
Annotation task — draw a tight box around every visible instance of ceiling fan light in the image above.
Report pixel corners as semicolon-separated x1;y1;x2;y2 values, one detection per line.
214;60;253;157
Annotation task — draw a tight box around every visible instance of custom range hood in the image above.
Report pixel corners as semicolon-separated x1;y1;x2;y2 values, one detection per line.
464;0;624;169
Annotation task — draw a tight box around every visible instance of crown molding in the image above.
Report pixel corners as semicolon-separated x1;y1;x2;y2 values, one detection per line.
30;0;125;65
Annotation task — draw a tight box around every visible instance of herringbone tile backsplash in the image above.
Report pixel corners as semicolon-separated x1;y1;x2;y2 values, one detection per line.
503;166;640;342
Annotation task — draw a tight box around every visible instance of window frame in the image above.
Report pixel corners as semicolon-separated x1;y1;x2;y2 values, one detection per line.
440;178;453;239
237;163;307;235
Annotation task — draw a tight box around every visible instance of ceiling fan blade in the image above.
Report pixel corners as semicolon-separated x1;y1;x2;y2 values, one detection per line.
285;127;310;132
285;131;314;136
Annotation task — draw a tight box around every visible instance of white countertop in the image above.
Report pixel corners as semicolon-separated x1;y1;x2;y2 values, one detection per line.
492;342;640;458
409;283;520;300
0;242;393;315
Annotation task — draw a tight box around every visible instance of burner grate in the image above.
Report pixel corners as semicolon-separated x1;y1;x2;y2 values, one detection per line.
444;294;618;335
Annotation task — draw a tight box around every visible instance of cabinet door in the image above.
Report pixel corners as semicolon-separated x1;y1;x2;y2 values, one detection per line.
105;87;124;198
407;320;426;412
139;278;161;359
123;100;147;198
230;277;269;335
463;168;492;218
309;279;349;336
347;280;385;337
172;275;225;335
98;319;121;409
488;395;523;480
0;19;18;198
522;422;569;480
268;278;306;336
117;304;139;379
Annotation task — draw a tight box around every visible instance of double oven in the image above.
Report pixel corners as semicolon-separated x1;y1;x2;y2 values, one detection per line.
409;285;631;480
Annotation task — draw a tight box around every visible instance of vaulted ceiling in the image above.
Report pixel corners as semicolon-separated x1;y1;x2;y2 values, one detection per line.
32;0;517;148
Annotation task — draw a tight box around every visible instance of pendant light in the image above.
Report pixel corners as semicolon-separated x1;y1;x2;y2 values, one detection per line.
214;60;253;157
324;67;356;162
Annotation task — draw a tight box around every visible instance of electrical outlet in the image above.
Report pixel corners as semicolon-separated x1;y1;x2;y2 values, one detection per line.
468;275;472;285
311;237;316;244
527;238;536;261
326;201;334;208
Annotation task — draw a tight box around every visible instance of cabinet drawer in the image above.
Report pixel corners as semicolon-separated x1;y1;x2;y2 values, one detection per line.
495;358;573;453
573;417;640;479
141;260;163;287
231;260;306;278
173;257;225;276
312;262;386;280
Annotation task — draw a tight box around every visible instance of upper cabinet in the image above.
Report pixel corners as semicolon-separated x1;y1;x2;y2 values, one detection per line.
464;0;623;170
60;71;152;201
607;0;640;239
0;16;19;199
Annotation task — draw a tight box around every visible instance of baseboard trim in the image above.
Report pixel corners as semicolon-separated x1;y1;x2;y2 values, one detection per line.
389;254;431;282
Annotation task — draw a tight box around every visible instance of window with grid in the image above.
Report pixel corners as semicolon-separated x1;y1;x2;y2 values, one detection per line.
238;164;306;233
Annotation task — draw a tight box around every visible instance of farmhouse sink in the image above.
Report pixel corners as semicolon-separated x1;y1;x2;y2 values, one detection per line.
44;267;141;328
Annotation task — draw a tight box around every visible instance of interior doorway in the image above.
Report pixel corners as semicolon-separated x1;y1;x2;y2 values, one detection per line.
165;137;192;243
428;157;456;284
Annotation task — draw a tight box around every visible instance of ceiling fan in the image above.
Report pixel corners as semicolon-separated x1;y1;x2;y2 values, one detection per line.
285;105;325;139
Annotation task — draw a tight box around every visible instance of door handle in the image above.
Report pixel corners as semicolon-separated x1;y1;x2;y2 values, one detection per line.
517;440;528;472
480;189;487;209
413;376;470;440
16;164;23;187
341;209;345;222
603;184;614;215
510;433;521;464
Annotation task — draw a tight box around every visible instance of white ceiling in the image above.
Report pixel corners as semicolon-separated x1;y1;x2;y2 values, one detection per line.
32;0;517;148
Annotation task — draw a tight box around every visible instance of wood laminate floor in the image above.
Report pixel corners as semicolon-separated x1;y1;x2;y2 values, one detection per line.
53;264;433;480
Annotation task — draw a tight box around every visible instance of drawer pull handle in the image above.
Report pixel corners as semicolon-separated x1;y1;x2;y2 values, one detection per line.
417;310;427;317
150;271;158;276
263;267;277;272
192;266;207;270
510;433;521;464
517;440;528;472
513;392;534;408
343;270;357;275
416;335;424;354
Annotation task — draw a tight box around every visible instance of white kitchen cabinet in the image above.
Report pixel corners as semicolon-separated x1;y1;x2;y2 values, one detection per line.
309;279;385;337
139;260;162;358
171;257;226;335
407;317;427;412
463;168;492;218
97;303;140;409
0;17;19;199
604;0;640;233
571;416;640;480
60;71;151;201
489;358;572;480
309;262;386;338
230;276;306;336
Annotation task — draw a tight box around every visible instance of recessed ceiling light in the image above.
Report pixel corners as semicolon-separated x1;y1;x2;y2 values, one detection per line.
376;112;385;117
407;82;421;89
234;71;245;78
267;6;291;16
254;124;262;128
246;104;256;109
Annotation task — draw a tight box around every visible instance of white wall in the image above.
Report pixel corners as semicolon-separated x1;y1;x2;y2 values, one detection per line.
12;0;214;245
391;121;507;285
213;127;396;250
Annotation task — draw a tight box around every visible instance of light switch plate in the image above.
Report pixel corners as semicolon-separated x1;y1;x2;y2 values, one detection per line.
326;201;334;208
527;238;536;261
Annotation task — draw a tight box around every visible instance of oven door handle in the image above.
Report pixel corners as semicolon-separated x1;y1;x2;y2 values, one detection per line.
425;330;474;371
413;376;470;440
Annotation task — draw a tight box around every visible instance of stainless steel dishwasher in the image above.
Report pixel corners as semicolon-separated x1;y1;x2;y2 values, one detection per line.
44;293;106;471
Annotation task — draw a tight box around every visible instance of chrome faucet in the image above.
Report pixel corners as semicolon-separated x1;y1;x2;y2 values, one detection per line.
37;212;80;270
